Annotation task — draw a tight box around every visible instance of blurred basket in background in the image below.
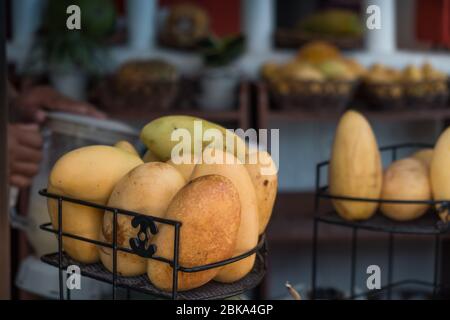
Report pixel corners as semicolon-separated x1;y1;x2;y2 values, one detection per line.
266;79;357;113
362;63;449;110
91;60;180;112
363;79;449;110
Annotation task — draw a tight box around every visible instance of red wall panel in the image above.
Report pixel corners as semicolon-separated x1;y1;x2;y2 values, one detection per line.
416;0;450;47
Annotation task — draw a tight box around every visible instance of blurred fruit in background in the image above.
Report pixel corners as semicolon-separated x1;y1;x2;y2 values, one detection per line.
342;58;366;78
160;0;240;37
161;3;210;49
317;60;355;81
116;59;179;95
261;41;361;111
262;41;362;97
296;41;341;64
422;62;448;81
402;65;423;82
275;7;364;50
297;9;363;38
364;63;446;85
365;64;402;84
363;63;448;109
281;62;324;82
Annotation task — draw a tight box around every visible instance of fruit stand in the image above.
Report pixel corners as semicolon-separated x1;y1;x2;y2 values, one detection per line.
5;0;450;303
30;109;277;300
312;143;447;300
38;189;267;300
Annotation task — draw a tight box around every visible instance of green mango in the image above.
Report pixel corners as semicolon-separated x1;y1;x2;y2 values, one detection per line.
140;115;248;162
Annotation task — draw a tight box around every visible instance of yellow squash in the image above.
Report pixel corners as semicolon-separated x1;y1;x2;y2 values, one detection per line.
329;110;382;220
431;127;450;222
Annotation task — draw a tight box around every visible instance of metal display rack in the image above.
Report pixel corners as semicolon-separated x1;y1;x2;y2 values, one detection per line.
312;143;450;300
38;189;267;300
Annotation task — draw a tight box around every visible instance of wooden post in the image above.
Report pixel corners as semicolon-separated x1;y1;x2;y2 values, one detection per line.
0;0;11;300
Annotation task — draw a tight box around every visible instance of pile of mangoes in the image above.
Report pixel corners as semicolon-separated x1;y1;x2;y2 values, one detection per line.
363;63;447;100
47;116;278;291
262;41;364;96
329;110;450;223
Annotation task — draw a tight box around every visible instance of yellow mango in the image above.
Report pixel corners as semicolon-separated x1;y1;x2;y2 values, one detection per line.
431;127;450;222
380;158;431;221
191;149;259;283
47;145;143;263
114;140;139;156
100;162;185;276
147;175;241;291
244;150;278;234
329;110;382;220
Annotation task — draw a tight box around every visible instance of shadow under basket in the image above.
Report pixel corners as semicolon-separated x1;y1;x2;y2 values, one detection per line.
38;189;267;300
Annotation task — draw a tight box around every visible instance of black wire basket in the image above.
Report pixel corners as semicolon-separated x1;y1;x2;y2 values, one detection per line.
38;189;267;300
312;143;450;300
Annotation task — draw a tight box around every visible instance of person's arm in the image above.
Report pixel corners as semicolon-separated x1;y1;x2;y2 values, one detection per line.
8;124;42;188
12;85;106;123
7;83;105;187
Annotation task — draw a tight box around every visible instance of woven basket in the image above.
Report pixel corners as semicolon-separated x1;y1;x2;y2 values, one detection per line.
267;79;357;113
363;79;449;110
91;77;179;112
